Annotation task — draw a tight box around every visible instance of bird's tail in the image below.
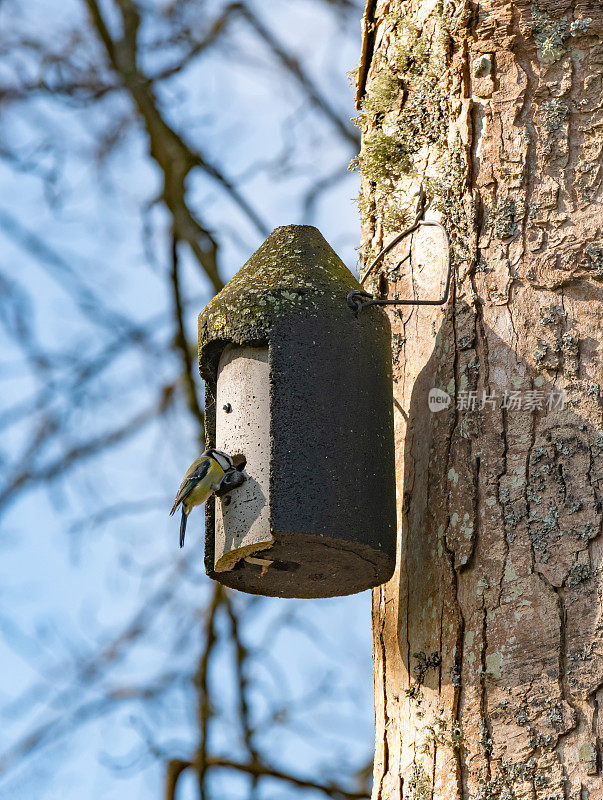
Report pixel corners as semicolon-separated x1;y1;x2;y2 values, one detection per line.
180;508;188;548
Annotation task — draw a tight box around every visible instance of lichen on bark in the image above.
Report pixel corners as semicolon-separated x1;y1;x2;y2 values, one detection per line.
356;0;603;798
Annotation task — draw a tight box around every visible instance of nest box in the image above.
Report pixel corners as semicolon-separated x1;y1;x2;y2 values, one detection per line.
198;225;396;598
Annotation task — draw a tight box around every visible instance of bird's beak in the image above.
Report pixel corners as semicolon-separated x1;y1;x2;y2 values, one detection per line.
213;466;247;497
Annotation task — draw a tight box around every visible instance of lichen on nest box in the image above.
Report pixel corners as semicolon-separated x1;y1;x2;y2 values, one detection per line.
198;225;364;379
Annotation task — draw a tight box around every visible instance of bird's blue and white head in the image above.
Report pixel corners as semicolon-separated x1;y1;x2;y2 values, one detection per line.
205;449;235;472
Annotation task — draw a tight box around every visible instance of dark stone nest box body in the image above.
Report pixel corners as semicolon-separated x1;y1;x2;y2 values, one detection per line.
198;225;396;598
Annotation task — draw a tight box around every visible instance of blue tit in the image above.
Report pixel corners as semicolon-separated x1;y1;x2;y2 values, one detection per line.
170;449;234;548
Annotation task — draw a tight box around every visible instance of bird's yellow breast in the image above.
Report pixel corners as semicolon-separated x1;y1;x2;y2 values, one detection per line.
183;458;225;511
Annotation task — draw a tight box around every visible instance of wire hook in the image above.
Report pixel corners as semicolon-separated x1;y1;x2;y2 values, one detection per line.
347;186;452;313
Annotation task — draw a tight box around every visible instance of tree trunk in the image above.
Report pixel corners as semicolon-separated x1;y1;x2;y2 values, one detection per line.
354;1;603;798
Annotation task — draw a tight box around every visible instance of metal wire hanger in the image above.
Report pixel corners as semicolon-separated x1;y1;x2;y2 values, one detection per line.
347;185;452;312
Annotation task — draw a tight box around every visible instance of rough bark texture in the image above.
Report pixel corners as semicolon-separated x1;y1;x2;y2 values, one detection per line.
355;1;603;798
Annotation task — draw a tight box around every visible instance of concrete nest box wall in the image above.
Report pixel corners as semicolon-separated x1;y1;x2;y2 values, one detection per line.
198;225;397;598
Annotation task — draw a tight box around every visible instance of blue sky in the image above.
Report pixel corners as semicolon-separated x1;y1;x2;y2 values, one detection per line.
0;2;374;798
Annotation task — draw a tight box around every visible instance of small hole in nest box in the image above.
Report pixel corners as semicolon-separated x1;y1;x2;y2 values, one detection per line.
232;453;247;470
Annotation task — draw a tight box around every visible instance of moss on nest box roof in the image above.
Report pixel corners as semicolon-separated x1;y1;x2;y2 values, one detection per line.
198;225;364;378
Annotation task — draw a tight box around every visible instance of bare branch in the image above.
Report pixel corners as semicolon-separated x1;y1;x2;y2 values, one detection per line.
83;0;269;292
166;758;189;800
167;756;370;800
193;582;225;800
0;391;174;515
153;2;360;151
224;593;260;789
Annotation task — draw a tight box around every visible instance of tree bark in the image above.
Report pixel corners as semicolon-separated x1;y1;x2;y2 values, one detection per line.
354;1;603;798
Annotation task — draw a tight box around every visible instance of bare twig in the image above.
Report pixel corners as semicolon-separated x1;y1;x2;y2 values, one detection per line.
0;671;184;779
170;234;206;443
237;3;360;149
153;4;242;82
0;392;174;515
152;2;359;150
